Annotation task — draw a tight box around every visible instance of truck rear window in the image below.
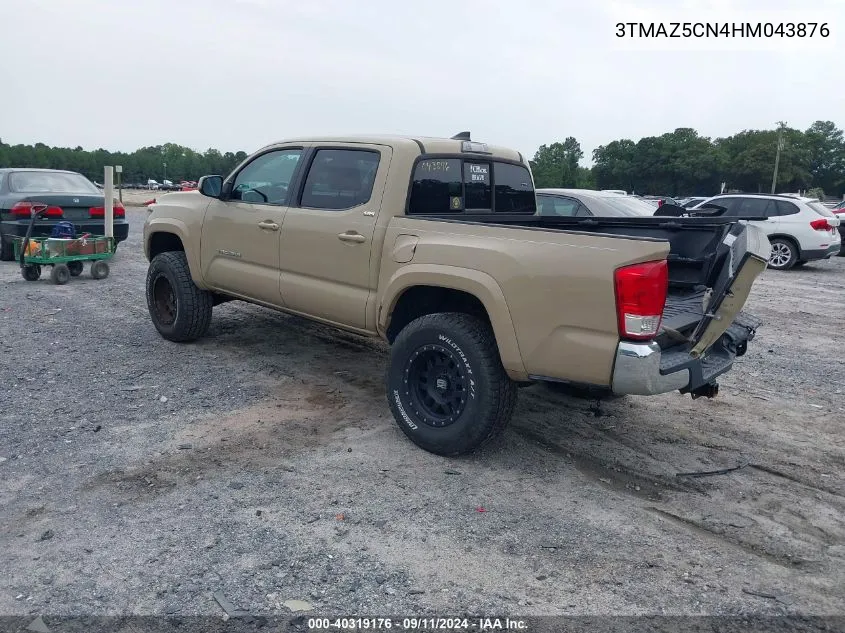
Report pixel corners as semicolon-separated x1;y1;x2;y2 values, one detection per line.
408;158;535;215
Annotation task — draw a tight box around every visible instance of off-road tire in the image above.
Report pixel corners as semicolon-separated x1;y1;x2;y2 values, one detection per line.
91;260;110;280
68;261;84;276
768;238;798;270
51;264;70;285
146;251;213;342
386;312;517;456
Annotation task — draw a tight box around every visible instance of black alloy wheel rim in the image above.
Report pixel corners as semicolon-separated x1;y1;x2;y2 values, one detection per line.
152;275;177;325
405;344;469;427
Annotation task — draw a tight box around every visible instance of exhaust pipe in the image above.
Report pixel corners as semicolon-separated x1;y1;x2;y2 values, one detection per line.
690;382;719;399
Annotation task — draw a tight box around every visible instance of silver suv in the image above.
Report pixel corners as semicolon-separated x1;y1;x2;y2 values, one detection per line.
693;194;841;270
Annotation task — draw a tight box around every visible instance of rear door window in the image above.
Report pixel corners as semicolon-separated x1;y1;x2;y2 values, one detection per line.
300;149;381;210
775;200;800;216
735;197;775;218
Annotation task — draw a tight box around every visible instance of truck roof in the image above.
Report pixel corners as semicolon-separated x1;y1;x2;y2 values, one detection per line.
255;134;526;163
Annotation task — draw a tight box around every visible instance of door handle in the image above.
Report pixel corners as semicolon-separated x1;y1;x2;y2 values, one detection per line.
258;220;279;231
338;231;366;243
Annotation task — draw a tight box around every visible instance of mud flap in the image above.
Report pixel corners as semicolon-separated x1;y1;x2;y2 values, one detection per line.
689;223;770;358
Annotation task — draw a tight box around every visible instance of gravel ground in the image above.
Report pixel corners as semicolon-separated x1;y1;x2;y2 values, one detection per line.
1;209;843;623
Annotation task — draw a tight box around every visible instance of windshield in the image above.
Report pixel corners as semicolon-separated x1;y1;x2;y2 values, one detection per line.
10;171;100;194
807;201;836;218
599;196;656;216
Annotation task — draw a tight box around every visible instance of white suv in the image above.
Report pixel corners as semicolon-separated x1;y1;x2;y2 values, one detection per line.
692;194;841;270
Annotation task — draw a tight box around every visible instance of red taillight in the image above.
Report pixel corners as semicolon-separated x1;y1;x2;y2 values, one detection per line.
810;218;833;231
657;199;664;207
89;203;125;218
614;260;668;341
10;201;63;218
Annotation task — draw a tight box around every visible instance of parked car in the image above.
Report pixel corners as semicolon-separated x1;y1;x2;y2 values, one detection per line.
679;196;710;209
0;168;130;261
143;133;770;456
640;195;679;209
536;189;657;217
691;193;841;269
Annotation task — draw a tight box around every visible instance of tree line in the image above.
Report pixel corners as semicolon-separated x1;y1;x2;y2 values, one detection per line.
2;120;844;198
0;141;249;185
530;120;845;198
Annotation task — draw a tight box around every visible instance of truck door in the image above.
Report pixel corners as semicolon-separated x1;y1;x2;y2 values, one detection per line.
200;146;306;307
278;144;391;329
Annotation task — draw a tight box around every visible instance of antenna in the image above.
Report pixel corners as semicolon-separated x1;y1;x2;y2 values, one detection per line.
451;131;471;141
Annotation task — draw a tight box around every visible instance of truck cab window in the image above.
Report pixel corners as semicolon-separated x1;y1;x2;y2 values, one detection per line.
300;149;381;210
409;159;463;214
231;149;302;205
494;163;535;213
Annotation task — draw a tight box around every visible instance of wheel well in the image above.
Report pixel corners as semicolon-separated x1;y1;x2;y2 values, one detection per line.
386;286;491;343
769;234;801;256
149;232;185;259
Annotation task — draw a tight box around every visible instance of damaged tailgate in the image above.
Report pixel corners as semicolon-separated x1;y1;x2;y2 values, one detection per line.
659;222;771;395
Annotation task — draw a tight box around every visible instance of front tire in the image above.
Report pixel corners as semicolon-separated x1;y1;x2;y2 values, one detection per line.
768;238;798;270
146;251;213;342
386;312;517;456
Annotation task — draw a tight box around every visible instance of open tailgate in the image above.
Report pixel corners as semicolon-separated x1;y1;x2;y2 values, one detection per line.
688;222;770;357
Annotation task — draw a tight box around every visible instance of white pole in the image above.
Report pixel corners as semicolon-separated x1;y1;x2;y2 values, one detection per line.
104;166;114;239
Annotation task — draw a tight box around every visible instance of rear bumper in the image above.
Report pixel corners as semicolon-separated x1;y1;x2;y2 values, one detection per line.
611;312;761;396
1;220;129;242
802;242;841;260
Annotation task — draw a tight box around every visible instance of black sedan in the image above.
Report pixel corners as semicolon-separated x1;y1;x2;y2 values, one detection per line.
536;188;657;217
0;168;130;261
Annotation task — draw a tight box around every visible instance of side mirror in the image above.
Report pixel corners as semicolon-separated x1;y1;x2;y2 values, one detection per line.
198;175;223;198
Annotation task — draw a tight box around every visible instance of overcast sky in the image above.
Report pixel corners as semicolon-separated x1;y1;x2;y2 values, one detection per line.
2;0;843;163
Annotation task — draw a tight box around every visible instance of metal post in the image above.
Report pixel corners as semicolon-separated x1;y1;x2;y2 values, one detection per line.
104;166;114;239
771;122;785;194
116;165;123;203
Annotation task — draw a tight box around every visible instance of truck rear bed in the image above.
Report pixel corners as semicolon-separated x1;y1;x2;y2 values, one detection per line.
412;212;770;395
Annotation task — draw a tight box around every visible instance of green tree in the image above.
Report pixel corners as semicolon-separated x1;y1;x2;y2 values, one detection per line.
804;120;845;195
530;137;584;188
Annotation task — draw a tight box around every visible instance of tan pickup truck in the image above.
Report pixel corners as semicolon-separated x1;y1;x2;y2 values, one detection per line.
143;133;771;456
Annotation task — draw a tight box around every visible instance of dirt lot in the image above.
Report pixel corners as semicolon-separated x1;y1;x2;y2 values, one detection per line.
1;208;843;621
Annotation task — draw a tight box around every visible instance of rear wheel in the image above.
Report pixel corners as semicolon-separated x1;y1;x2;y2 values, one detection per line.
22;265;41;281
768;238;798;270
386;312;517;456
90;260;110;280
146;251;213;342
51;264;70;285
68;261;84;277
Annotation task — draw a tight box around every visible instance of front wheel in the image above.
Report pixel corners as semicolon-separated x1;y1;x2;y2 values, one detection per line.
768;238;798;270
68;261;84;277
386;312;517;456
22;265;41;281
146;251;213;342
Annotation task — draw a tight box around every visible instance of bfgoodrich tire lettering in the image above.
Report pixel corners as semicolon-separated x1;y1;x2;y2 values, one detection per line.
386;312;517;456
146;251;213;342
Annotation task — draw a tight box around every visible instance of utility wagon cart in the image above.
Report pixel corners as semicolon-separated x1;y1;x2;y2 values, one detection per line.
14;204;114;284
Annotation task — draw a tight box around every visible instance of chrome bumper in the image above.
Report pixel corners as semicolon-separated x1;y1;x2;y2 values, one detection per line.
610;341;689;396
